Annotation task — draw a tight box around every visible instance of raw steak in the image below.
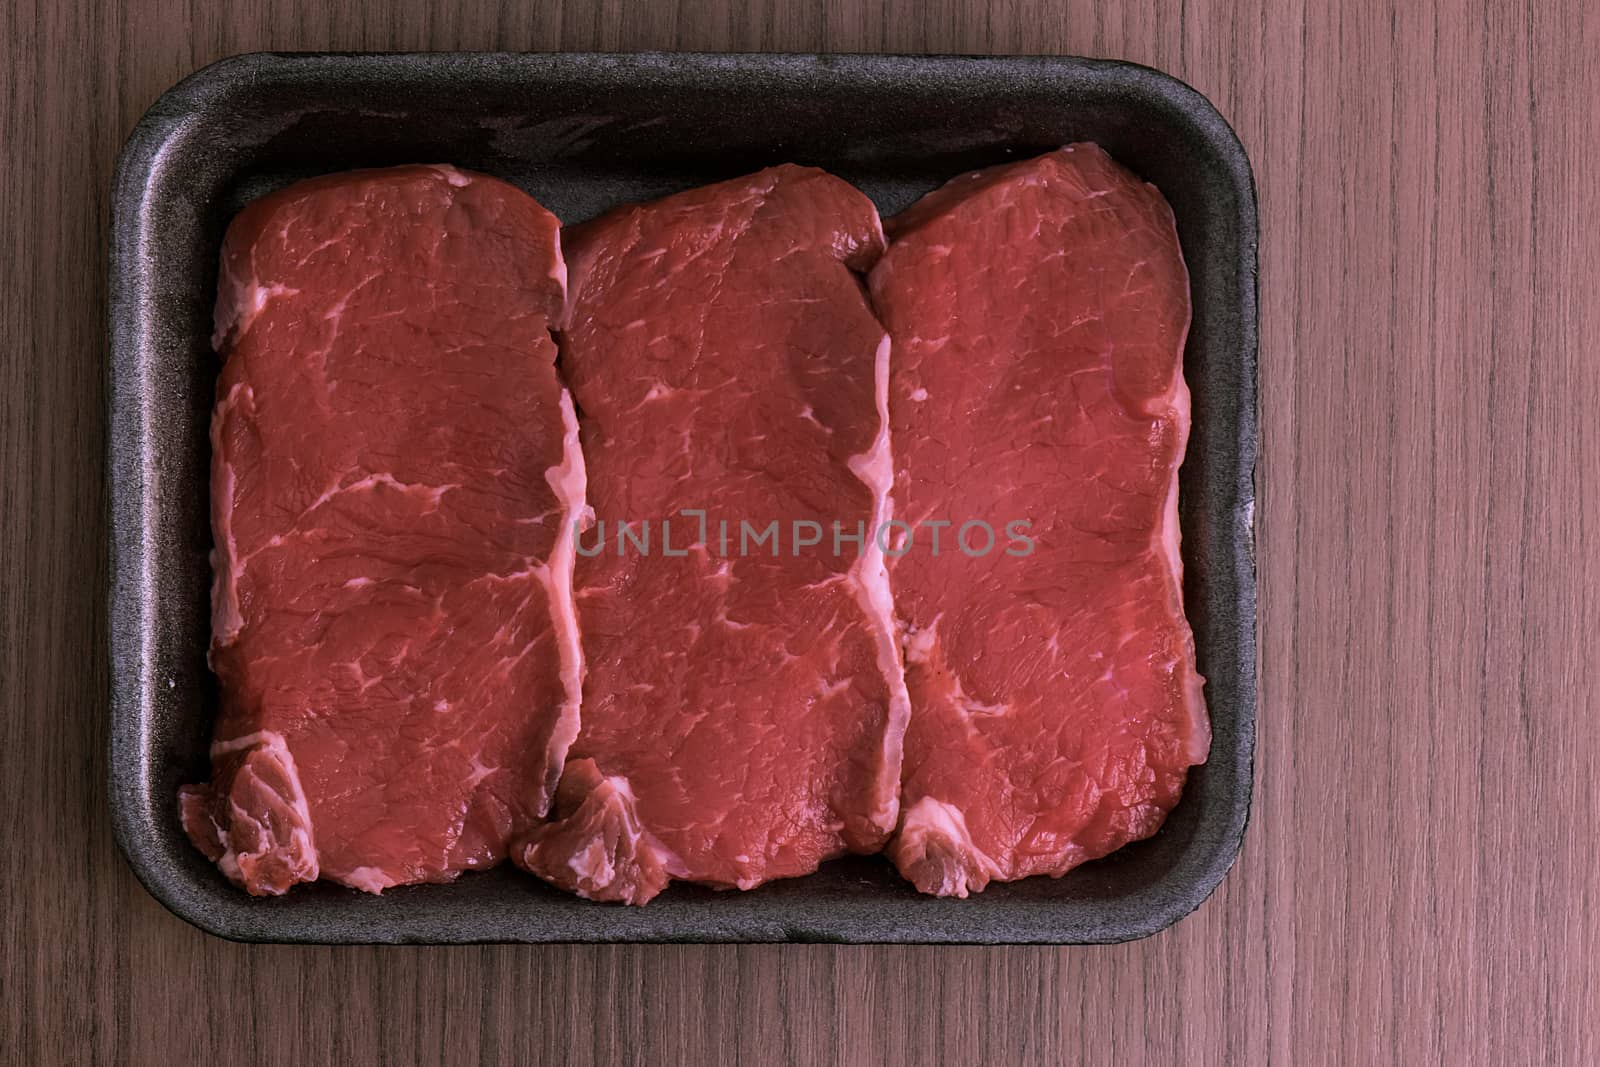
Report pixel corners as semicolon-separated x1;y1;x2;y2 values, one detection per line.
180;165;585;896
868;144;1209;896
518;165;908;904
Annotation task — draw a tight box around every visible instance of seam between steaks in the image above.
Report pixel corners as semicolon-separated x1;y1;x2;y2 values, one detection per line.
536;387;590;815
845;331;913;837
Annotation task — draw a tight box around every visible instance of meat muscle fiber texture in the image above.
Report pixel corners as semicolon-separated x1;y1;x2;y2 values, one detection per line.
181;165;586;896
868;144;1209;897
517;165;910;904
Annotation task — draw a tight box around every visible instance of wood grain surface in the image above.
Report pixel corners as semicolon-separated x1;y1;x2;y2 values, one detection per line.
3;0;1597;1063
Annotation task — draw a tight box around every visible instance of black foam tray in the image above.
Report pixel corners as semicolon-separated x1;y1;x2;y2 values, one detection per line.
109;51;1257;943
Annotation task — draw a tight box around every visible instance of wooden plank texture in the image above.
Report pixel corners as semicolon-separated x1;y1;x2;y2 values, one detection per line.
2;0;1597;1063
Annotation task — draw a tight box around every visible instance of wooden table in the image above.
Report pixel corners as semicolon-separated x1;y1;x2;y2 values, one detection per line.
4;1;1596;1062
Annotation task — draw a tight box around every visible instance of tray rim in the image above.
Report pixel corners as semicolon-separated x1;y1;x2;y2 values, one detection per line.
108;48;1259;945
